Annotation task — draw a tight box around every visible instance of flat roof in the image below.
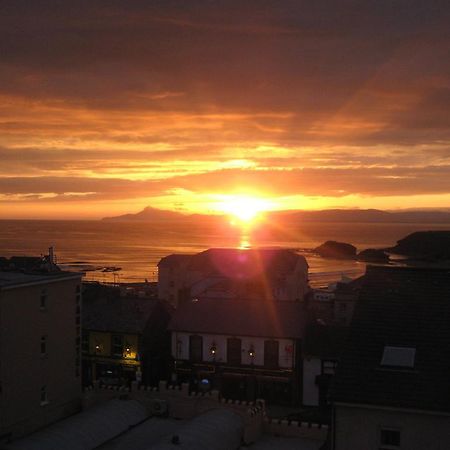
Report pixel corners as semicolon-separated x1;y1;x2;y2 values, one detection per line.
0;271;82;289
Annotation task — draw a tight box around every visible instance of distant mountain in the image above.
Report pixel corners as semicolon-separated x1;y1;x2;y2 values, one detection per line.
271;209;450;223
102;207;450;223
101;207;189;222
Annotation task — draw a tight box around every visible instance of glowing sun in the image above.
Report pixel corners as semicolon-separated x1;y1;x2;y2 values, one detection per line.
216;195;273;223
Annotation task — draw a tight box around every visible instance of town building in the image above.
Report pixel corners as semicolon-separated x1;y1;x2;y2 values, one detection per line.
302;324;348;407
332;266;450;450
169;297;307;405
82;283;172;387
0;254;83;442
158;248;310;307
309;275;363;326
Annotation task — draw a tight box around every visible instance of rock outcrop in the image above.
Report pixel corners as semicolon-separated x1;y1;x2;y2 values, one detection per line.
314;241;357;259
387;231;450;260
357;248;390;263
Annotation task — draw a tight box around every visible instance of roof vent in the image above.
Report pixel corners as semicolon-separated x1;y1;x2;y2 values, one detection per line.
381;346;416;368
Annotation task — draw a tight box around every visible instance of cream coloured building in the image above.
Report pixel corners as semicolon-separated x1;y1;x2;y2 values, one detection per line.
0;264;82;442
158;248;310;307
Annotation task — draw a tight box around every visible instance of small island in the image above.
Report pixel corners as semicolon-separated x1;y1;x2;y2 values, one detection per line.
357;248;390;263
314;241;357;259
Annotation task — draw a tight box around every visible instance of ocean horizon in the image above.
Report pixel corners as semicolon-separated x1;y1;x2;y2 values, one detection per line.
1;219;449;287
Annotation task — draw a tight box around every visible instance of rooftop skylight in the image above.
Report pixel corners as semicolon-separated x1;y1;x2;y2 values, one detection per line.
381;346;416;368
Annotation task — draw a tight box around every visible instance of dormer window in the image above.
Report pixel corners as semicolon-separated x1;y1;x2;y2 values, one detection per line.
381;346;416;368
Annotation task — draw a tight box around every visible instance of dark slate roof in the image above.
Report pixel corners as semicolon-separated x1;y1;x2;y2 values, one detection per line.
0;270;80;288
83;297;159;334
157;254;193;268
303;324;349;358
334;274;365;294
332;266;450;413
187;248;307;277
6;399;148;450
169;298;306;339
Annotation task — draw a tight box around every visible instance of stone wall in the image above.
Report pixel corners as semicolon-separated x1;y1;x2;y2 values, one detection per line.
82;380;328;444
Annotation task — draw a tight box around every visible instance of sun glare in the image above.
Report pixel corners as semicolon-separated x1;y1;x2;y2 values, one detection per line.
216;195;274;223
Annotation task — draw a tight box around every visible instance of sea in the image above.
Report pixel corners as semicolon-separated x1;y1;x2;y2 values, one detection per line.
0;220;449;288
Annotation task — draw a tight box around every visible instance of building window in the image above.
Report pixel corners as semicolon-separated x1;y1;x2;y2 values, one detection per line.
380;428;401;449
82;332;89;353
189;335;203;363
264;340;279;369
40;386;48;405
322;360;337;375
227;338;242;365
40;289;47;309
112;334;124;357
40;335;47;355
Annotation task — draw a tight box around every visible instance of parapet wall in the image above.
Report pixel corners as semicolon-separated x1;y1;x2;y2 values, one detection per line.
264;417;328;440
82;381;327;443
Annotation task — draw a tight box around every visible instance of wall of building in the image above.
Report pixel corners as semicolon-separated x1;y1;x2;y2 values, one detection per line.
172;332;295;368
334;404;450;450
285;258;309;302
0;276;82;439
158;253;310;306
88;331;139;360
157;266;178;306
303;358;321;406
333;299;355;326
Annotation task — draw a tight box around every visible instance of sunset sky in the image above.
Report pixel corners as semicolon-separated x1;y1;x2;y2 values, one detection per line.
1;1;450;219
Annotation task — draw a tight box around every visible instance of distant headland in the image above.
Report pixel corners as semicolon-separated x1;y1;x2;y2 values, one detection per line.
102;207;450;224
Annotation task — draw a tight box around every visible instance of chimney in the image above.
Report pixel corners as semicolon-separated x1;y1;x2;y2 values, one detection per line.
48;246;55;264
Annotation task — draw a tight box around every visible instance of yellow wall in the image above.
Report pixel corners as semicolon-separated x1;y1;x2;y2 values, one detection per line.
89;331;139;360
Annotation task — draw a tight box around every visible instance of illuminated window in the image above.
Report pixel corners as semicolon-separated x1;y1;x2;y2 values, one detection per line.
112;334;124;356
